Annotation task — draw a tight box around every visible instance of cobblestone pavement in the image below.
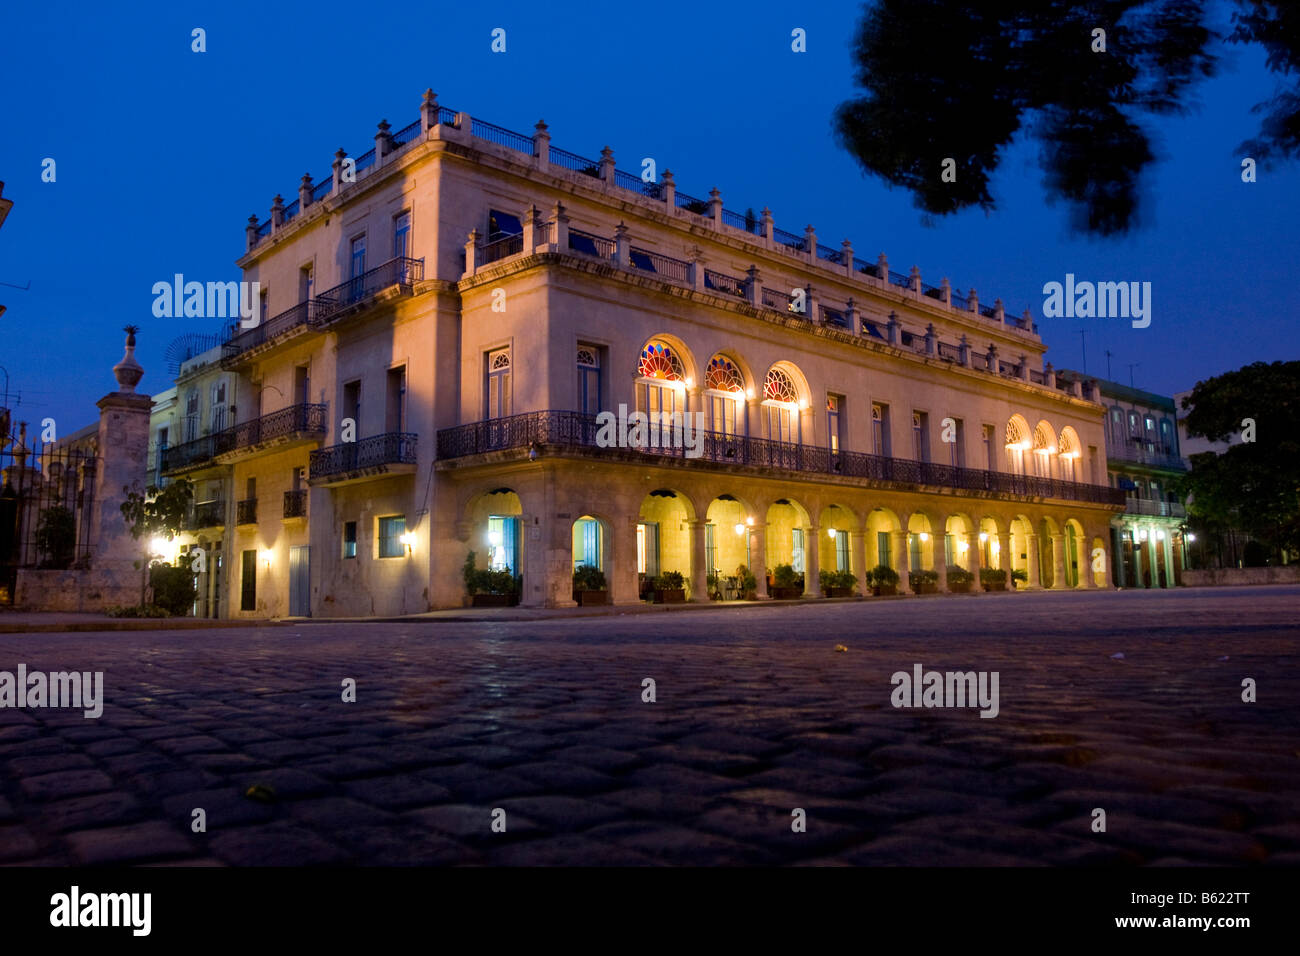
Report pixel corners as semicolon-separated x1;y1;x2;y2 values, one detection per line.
1;586;1298;866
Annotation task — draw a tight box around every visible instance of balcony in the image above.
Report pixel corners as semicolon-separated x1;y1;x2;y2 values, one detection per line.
221;257;424;365
1108;441;1187;471
436;411;1127;507
186;499;225;531
283;489;308;519
312;256;424;326
236;498;258;525
161;404;328;474
309;432;418;485
1125;498;1187;518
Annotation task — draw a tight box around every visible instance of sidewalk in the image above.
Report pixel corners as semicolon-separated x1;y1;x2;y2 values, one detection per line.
0;611;276;633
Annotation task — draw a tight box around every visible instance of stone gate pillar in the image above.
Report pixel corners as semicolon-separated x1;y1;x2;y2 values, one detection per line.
92;328;152;573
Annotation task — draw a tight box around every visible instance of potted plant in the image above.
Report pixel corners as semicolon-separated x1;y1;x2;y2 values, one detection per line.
1011;568;1029;589
769;563;804;600
572;564;608;605
867;564;899;596
946;566;974;593
735;565;758;600
463;551;520;607
909;568;940;594
652;570;686;603
820;569;858;598
706;571;722;600
980;567;1008;592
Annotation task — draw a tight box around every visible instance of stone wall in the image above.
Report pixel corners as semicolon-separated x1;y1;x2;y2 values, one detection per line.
15;567;144;612
1182;566;1300;587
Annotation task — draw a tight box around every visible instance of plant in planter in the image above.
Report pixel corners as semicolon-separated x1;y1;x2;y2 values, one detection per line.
1011;568;1029;589
980;567;1009;591
735;564;758;600
706;572;722;600
572;564;608;605
909;568;940;594
866;564;899;596
769;563;804;599
463;550;520;606
652;570;686;603
819;568;858;597
946;566;974;593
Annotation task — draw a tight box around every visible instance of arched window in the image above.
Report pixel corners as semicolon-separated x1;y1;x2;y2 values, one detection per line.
763;367;801;443
1004;417;1028;474
636;341;686;440
487;348;511;419
704;355;745;436
1032;422;1057;478
1059;427;1080;482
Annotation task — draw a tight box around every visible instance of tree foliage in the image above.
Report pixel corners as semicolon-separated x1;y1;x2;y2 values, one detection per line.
835;0;1298;235
1176;361;1300;560
120;479;194;542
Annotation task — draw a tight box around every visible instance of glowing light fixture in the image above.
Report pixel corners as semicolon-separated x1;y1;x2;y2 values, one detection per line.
978;532;989;544
1187;533;1196;542
827;527;837;539
745;516;754;526
918;532;929;542
399;531;416;553
259;550;273;569
733;523;746;536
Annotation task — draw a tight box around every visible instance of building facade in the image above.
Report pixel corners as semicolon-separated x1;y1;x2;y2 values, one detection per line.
160;92;1126;618
1065;374;1187;587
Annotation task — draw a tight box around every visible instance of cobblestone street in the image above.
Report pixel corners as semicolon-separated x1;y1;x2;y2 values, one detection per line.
1;586;1297;866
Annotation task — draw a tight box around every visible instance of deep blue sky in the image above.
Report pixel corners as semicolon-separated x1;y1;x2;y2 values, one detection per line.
1;0;1296;433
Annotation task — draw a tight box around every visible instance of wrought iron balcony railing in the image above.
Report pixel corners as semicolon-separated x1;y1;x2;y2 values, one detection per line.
307;256;424;325
283;489;308;518
236;498;257;525
309;432;418;480
1125;497;1187;518
161;404;327;473
187;499;225;530
1107;441;1187;471
436;411;1128;506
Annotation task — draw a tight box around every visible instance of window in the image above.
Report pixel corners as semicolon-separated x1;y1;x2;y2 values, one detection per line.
877;531;891;568
386;366;406;433
298;264;313;303
704;355;744;436
1110;407;1124;448
487;209;523;241
378;515;406;558
912;411;929;462
259;289;269;324
982;424;995;470
1032;422;1055;478
834;530;850;571
1088;446;1098;484
791;528;805;573
872;403;890;456
1059;427;1079;482
184;389;199;442
640;522;660;577
487;348;511;419
393;211;411;259
948;417;964;467
574;517;602;569
1005;418;1028;474
294;366;310;405
343;380;361;430
240;550;256;611
763;367;800;443
350;234;367;279
210;380;228;433
577;345;601;415
827;394;843;453
487;515;518;572
637;342;685;444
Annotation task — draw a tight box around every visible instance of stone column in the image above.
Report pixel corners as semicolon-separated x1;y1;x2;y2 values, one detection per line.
850;530;867;595
1132;532;1145;588
689;518;709;603
1050;533;1067;589
1083;534;1101;588
612;516;640;606
891;530;912;594
749;522;767;598
967;531;982;579
996;532;1011;582
802;525;820;598
1112;526;1125;587
932;534;948;592
1163;531;1176;588
91;328;154;604
1147;533;1161;588
1025;533;1042;589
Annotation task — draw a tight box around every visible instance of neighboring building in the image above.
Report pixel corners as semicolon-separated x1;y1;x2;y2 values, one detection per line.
147;386;177;490
1064;373;1186;587
160;92;1125;618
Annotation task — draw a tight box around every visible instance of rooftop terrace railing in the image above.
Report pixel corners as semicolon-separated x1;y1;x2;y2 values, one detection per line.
436;410;1127;506
246;100;1040;340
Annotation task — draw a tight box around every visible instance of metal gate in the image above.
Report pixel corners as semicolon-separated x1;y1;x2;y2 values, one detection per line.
1;416;98;604
289;545;310;617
